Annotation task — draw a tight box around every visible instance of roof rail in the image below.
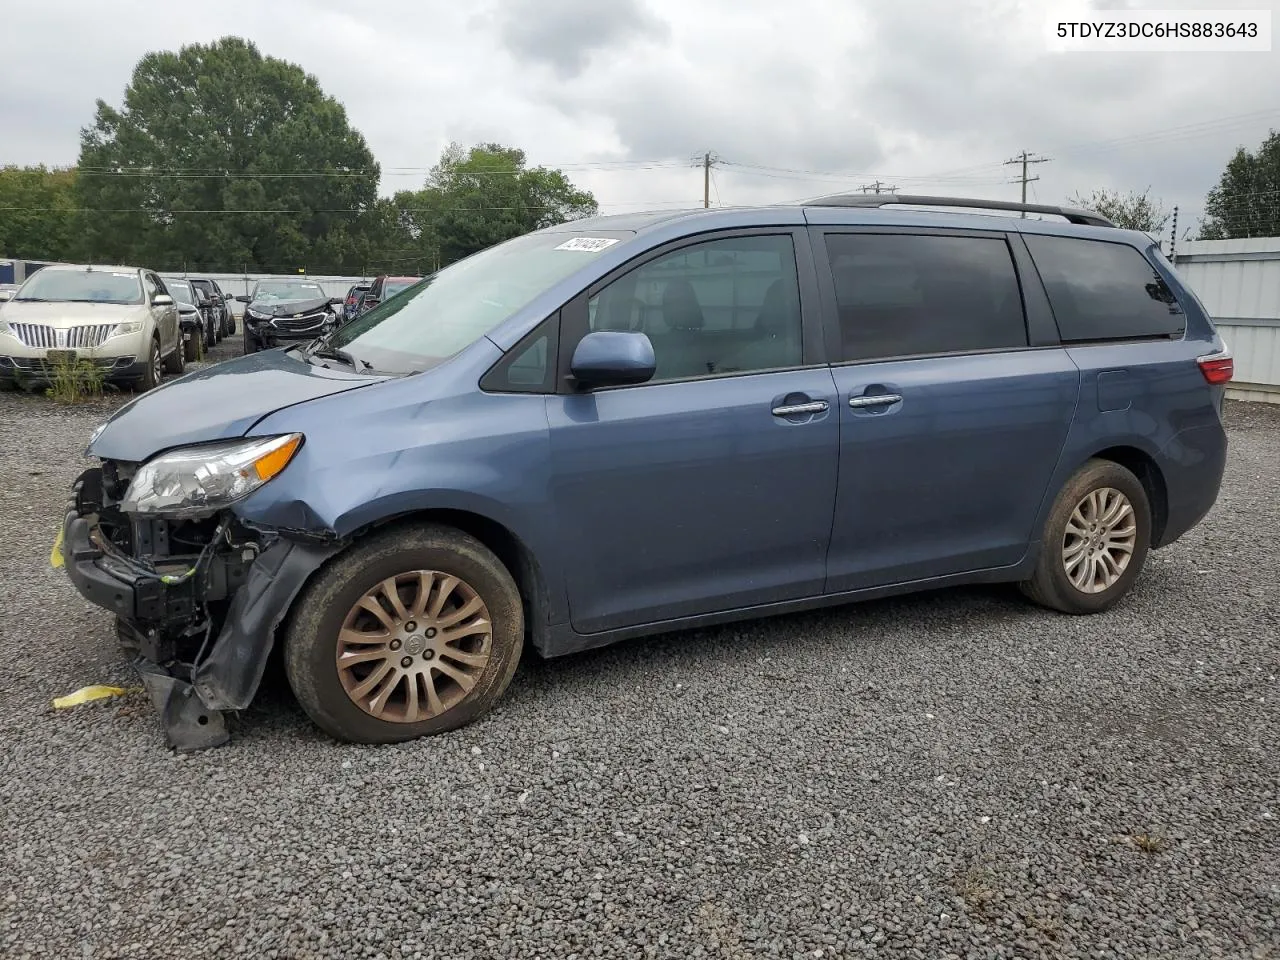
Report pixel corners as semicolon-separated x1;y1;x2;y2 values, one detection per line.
799;193;1116;228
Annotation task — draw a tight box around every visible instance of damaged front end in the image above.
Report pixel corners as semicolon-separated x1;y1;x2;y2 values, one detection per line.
61;441;341;752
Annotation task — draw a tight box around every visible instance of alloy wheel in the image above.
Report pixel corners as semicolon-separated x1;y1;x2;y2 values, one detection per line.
1061;486;1137;593
335;571;493;722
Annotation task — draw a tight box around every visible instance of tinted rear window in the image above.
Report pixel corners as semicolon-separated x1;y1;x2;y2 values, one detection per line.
824;233;1028;362
1023;235;1185;342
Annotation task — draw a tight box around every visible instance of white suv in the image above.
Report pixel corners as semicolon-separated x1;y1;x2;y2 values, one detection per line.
0;264;183;391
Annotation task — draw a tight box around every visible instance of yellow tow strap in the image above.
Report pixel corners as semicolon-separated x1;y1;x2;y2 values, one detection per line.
52;685;139;709
50;527;65;569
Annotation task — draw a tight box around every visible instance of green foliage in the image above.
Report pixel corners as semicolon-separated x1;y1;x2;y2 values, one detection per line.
45;353;105;403
0;165;78;261
1200;130;1280;239
74;37;383;272
1068;187;1170;233
392;142;598;269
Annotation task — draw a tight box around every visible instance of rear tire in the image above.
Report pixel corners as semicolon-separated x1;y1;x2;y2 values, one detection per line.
1020;458;1151;615
284;524;524;744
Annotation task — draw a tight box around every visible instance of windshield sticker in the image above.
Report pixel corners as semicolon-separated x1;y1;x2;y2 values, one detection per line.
554;237;620;252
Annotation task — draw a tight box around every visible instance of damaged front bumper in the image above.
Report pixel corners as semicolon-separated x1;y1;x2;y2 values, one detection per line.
60;466;340;751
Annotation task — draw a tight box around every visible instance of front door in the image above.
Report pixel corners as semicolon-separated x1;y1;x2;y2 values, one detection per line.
546;230;841;634
814;229;1081;592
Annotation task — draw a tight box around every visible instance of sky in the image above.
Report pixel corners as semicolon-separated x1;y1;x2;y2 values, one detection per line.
1;0;1278;237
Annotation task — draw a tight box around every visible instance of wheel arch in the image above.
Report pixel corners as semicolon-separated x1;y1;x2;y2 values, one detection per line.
1086;445;1170;548
303;507;555;655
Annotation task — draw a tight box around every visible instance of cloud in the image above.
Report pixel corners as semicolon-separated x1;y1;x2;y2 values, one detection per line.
488;0;670;79
1;0;1279;234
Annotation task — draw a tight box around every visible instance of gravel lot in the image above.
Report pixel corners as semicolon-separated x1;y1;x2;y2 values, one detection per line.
0;332;1276;959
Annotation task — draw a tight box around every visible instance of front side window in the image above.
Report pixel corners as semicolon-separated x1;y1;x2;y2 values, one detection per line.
585;234;803;382
1023;235;1186;342
16;268;146;305
825;233;1028;362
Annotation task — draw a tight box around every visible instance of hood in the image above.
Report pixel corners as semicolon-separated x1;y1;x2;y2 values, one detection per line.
247;296;331;318
0;301;147;327
89;347;392;463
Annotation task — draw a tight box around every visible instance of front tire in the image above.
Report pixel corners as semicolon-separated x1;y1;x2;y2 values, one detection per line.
137;336;162;391
1020;458;1151;614
284;524;525;744
243;330;259;354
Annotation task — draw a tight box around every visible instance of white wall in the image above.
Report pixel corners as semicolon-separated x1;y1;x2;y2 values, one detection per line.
1175;238;1280;404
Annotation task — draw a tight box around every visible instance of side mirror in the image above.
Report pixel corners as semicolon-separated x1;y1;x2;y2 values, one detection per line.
235;295;251;303
152;294;174;307
0;290;12;302
329;296;343;305
570;331;656;388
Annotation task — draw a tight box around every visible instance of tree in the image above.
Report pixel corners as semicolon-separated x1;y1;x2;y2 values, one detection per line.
1068;187;1171;233
394;142;598;268
1199;131;1280;239
75;37;382;272
0;165;78;261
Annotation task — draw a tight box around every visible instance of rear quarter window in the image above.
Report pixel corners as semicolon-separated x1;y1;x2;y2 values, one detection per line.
1023;235;1186;342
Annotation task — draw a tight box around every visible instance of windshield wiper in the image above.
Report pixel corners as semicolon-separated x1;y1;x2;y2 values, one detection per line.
13;296;46;302
308;345;375;372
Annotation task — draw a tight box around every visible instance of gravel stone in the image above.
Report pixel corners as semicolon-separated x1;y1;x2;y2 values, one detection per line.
0;337;1277;958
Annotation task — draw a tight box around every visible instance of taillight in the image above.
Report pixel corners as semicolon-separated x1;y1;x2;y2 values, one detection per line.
1197;351;1234;385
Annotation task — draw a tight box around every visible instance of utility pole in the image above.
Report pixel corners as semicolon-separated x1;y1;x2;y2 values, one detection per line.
1004;151;1051;215
857;181;898;195
703;152;712;208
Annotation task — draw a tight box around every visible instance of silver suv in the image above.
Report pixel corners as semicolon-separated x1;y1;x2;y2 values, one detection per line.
0;264;184;391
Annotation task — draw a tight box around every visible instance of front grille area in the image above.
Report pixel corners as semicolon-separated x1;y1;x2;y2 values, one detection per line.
67;324;118;349
7;323;118;349
8;323;55;348
274;311;329;333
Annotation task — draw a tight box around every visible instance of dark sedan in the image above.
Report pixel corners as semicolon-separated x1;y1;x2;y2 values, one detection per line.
237;280;344;353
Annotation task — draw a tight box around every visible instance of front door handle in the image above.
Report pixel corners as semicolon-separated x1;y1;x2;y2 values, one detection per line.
849;394;902;409
772;400;829;417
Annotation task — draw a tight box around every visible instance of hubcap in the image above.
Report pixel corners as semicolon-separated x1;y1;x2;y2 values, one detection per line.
335;571;493;723
1062;487;1137;594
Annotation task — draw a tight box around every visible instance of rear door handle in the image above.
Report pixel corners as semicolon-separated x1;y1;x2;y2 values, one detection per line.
849;394;902;408
772;400;829;417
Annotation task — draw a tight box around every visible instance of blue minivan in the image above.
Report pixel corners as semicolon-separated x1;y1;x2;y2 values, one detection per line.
59;195;1231;749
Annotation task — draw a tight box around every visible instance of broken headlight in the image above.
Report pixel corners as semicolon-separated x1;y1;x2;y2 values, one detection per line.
120;434;303;517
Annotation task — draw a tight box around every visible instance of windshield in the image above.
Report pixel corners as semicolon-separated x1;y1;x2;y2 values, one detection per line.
328;230;628;374
15;268;143;304
164;279;196;305
383;279;418;299
252;280;326;303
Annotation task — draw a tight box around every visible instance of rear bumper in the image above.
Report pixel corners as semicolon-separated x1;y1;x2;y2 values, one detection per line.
1155;422;1228;547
